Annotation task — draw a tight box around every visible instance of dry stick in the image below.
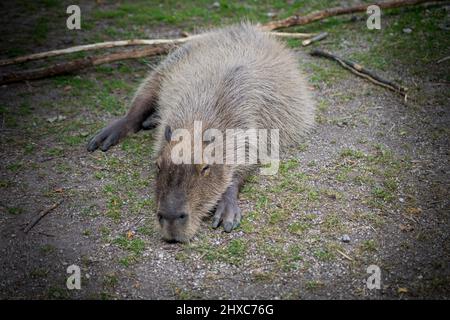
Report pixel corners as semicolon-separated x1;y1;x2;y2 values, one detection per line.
24;199;64;234
302;32;328;46
336;249;353;261
436;56;450;64
268;31;316;39
0;45;171;85
0;37;196;67
0;32;314;67
310;49;408;98
262;0;439;30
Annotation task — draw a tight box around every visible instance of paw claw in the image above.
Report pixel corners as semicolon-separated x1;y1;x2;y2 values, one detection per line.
86;118;128;153
223;222;233;233
212;218;221;229
212;189;241;233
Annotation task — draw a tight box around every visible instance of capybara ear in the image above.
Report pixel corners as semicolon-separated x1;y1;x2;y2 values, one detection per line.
164;125;172;142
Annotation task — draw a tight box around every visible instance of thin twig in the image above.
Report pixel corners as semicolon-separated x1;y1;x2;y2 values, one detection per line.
0;45;171;85
23;199;64;234
310;49;408;98
0;32;313;67
302;32;328;46
262;0;441;30
436;56;450;64
336;249;354;261
0;37;197;67
268;31;316;39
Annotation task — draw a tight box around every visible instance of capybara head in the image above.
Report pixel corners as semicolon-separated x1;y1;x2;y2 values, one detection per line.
154;126;233;242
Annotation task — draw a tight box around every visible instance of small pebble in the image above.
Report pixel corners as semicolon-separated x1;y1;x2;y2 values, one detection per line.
403;28;412;33
212;1;220;8
340;234;351;243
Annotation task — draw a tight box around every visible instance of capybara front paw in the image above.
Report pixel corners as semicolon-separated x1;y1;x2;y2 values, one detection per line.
87;118;128;152
211;194;242;233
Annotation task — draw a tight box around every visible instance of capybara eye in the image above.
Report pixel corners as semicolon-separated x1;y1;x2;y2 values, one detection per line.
201;165;210;176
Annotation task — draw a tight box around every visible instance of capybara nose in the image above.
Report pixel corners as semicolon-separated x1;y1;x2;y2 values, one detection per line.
158;211;187;222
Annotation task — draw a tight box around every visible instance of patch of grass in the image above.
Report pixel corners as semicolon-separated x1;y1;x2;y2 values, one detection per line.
119;255;138;267
307;189;320;201
96;91;124;115
321;213;342;232
269;209;288;225
189;237;248;265
280;244;303;271
360;239;378;253
174;287;196;300
313;246;335;262
0;180;11;188
106;195;124;221
62;134;85;146
30;268;49;279
353;211;385;228
121;134;153;157
40;244;56;254
34;17;49;42
226;239;247;259
288;221;311;235
305;61;348;86
340;148;366;159
137;223;154;236
255;194;269;211
113;235;146;255
7;162;22;172
47;286;68;299
7;207;23;215
103;273;119;289
305;280;324;291
46;147;64;157
18;102;32;116
239;210;257;233
80;204;99;218
99;226;111;239
23;143;36;155
371;185;395;203
279;158;299;175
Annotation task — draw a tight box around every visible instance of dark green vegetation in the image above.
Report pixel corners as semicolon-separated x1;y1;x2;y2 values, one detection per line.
0;0;448;299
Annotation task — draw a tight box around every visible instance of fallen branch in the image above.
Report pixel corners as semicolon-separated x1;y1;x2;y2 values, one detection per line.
302;32;328;46
269;31;316;39
24;199;63;234
0;32;314;67
262;0;438;30
0;45;171;85
436;56;450;64
310;49;408;98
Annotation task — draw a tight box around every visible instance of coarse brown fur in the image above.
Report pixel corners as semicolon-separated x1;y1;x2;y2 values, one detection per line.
88;23;315;242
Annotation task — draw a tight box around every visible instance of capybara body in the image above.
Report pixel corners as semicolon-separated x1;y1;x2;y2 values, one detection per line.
88;23;315;242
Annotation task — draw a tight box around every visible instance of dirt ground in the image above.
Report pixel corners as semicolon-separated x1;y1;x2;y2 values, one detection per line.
0;1;449;299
